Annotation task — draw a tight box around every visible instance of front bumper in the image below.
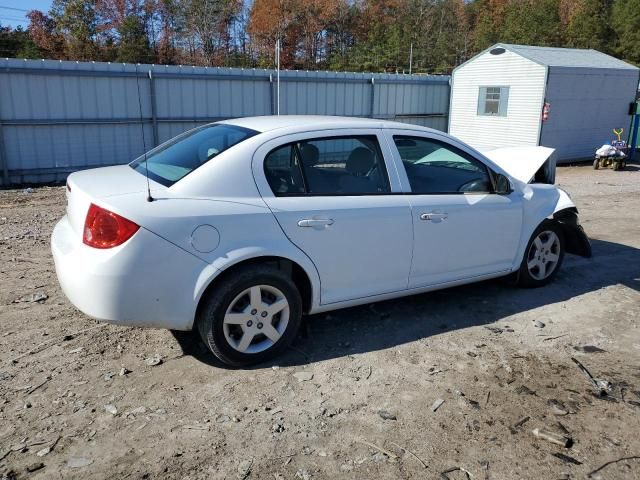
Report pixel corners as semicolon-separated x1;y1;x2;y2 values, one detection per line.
553;209;592;258
51;215;207;330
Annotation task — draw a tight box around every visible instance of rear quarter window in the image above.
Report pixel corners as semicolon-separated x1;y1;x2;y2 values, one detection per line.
131;124;257;186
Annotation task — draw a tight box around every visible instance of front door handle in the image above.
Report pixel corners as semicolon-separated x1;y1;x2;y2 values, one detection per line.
297;218;334;228
420;212;448;221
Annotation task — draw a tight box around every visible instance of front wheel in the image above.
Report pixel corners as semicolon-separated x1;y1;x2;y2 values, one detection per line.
196;265;302;367
517;222;565;288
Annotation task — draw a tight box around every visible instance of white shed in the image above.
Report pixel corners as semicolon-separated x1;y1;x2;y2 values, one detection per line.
449;44;640;163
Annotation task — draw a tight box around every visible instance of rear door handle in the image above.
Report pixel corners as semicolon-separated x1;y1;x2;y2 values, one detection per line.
420;212;448;221
297;218;334;228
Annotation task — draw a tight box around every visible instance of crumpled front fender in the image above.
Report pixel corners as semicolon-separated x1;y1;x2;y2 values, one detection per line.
553;208;592;258
516;184;592;266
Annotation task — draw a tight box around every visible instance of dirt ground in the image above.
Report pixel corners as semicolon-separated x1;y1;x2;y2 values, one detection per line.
1;163;639;480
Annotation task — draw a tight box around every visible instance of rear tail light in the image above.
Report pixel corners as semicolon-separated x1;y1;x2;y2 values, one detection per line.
83;203;139;249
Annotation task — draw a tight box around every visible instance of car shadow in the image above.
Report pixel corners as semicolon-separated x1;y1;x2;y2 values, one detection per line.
171;238;639;369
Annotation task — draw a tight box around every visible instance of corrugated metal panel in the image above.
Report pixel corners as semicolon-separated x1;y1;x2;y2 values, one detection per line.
449;49;546;149
540;67;640;161
0;58;450;185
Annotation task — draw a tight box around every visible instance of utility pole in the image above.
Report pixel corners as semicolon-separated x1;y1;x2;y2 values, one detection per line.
409;43;413;75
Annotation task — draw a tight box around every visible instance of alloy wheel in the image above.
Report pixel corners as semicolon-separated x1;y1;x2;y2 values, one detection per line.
527;230;561;281
223;285;290;354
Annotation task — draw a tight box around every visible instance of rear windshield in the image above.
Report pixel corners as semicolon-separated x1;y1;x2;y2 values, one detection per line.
130;124;258;187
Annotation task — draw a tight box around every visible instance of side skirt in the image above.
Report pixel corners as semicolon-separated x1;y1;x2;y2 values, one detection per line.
309;269;512;315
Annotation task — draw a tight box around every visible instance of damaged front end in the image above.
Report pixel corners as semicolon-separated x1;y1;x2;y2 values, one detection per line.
480;146;557;184
553;208;592;258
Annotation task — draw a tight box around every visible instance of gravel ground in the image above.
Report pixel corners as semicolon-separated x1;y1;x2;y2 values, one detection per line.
1;163;639;480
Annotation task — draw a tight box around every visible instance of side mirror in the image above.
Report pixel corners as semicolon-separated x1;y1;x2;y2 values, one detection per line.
494;173;512;194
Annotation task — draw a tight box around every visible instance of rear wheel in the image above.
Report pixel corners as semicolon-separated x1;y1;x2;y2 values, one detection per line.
517;222;565;288
197;265;302;367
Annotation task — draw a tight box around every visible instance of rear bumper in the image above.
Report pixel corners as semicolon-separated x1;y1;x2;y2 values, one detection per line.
51;215;207;330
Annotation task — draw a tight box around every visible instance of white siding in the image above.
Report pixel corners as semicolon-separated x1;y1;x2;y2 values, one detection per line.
449;50;546;149
540;67;640;162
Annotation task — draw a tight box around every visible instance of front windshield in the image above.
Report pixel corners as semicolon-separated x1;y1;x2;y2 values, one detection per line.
130;123;258;186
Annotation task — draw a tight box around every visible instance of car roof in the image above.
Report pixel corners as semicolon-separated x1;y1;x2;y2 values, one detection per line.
219;115;436;134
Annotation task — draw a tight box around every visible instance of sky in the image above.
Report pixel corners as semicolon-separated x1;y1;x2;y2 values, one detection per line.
0;0;52;28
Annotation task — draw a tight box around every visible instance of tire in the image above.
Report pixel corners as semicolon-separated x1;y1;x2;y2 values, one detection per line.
593;158;599;170
196;265;302;367
517;221;565;288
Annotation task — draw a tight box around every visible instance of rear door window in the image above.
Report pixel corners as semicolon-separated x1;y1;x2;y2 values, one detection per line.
264;135;390;196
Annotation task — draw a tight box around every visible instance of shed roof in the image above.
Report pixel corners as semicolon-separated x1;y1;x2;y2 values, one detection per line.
495;44;638;70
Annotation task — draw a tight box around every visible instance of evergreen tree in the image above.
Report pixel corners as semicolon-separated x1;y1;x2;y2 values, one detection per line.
117;15;153;62
564;0;611;50
51;0;100;60
611;0;640;64
500;0;562;46
0;25;40;58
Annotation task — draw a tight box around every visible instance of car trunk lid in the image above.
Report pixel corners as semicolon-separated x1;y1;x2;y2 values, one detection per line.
65;165;166;236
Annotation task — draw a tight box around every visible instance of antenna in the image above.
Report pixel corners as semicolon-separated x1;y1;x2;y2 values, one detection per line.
134;64;153;202
276;38;280;116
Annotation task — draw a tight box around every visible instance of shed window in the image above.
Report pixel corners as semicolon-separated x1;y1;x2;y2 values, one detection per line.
478;86;509;116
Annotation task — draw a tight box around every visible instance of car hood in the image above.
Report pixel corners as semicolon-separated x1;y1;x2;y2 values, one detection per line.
478;146;556;184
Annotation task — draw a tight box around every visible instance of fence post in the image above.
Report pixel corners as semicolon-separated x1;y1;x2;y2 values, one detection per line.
148;70;159;147
370;77;375;118
0;123;8;187
629;111;639;161
269;74;275;115
0;82;7;185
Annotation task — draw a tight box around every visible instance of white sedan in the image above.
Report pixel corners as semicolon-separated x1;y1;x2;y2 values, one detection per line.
52;116;591;366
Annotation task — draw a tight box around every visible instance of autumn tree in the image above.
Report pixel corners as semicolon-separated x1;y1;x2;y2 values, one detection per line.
156;0;182;64
5;0;637;72
248;0;299;68
26;10;66;59
179;0;241;66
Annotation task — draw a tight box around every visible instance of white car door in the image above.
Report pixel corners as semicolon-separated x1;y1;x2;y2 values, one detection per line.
253;129;413;305
383;130;523;288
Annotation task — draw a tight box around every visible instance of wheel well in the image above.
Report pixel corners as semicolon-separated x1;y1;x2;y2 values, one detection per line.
552;208;592;258
196;256;314;322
